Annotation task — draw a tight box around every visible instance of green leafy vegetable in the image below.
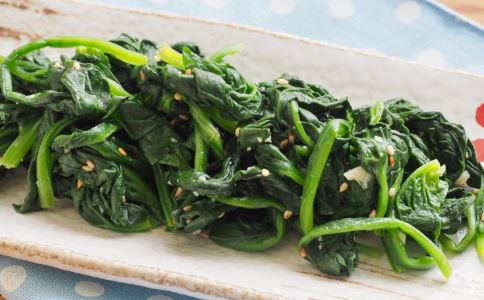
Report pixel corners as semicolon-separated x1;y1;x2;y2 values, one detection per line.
0;34;481;280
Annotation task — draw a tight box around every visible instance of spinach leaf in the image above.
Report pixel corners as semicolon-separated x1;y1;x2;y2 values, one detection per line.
60;150;162;232
304;234;358;276
113;101;191;168
395;160;449;240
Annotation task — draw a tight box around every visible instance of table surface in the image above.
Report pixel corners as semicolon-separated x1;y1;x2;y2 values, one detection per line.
441;0;484;25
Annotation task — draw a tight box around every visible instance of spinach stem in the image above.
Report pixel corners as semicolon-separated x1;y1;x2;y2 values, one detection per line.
37;116;76;209
298;217;452;279
289;101;314;148
382;170;433;270
294;145;310;157
474;184;484;257
194;125;208;172
210;44;243;62
10;64;47;84
477;233;484;257
211;195;285;212
0;116;41;169
53;122;120;152
105;78;132;97
158;43;184;69
300;119;351;234
375;165;389;217
189;103;225;160
210;196;286;251
153;165;176;229
210;210;286;252
201;107;238;133
383;229;434;270
4;37;148;66
441;204;477;252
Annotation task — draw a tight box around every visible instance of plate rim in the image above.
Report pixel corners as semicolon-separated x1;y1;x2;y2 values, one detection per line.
1;0;483;299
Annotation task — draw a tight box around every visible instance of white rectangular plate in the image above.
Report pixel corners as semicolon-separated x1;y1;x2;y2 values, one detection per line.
0;1;483;299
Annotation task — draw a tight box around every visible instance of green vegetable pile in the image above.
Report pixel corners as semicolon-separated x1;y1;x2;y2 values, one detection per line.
0;35;482;279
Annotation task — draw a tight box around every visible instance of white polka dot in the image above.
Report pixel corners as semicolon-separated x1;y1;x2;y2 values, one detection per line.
329;0;354;19
203;0;228;8
147;295;174;300
74;281;105;298
395;1;421;24
418;49;445;67
0;265;27;292
270;0;296;15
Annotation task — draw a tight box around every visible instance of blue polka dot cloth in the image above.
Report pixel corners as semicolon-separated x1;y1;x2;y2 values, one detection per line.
1;1;484;299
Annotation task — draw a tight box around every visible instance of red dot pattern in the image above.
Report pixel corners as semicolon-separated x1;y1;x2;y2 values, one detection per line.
475;103;484;162
473;139;484;162
476;103;484;128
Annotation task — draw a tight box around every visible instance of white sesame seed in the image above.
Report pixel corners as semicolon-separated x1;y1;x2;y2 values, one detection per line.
175;187;183;198
257;137;263;143
193;191;199;197
81;165;94;172
261;168;270;177
170;138;178;143
235;127;240;137
192;229;202;235
178;114;189;120
277;78;289;85
185;219;192;224
73;62;81;70
183;205;193;212
386;145;395;156
118;147;127;156
369;209;377;218
153;54;161;62
122;195;127;203
76;179;84;189
86;160;95;169
283;210;293;220
217;212;225;219
167;180;172;185
174;92;183;101
388;187;397;197
246;147;252;151
339;182;349;192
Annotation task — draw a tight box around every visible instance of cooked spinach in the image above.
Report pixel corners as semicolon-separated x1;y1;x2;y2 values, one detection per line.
0;35;481;279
